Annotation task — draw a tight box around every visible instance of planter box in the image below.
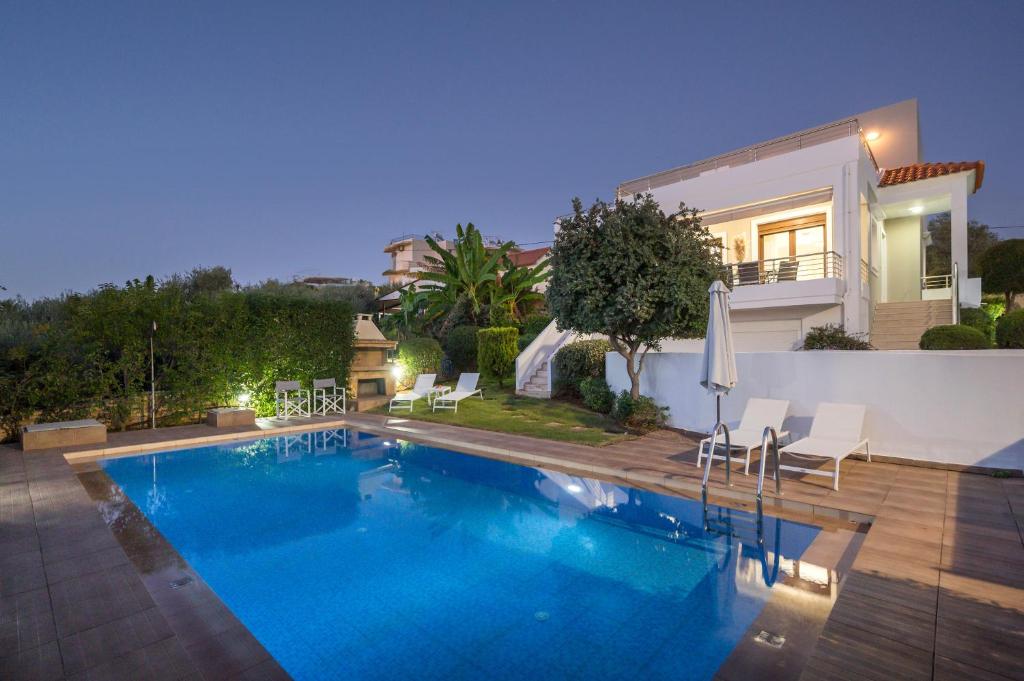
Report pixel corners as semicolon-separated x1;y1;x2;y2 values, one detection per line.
206;408;256;428
22;419;107;451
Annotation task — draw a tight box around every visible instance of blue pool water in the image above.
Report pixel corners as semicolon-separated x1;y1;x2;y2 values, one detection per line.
102;429;820;681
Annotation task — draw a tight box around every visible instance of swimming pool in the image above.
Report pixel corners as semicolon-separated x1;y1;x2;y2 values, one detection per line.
101;429;823;680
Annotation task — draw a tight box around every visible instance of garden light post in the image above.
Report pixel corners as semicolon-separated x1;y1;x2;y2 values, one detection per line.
150;321;157;429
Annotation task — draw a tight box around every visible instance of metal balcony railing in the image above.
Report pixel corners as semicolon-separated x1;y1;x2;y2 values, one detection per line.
721;251;843;288
921;274;953;290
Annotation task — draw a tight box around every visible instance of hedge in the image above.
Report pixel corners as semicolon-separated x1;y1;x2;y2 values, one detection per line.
522;313;553;336
579;377;614;414
477;327;518;387
444;325;479;372
802;324;872;350
996;309;1024;349
397;337;443;385
919;324;990;350
552;339;612;397
959;307;995;343
0;280;355;440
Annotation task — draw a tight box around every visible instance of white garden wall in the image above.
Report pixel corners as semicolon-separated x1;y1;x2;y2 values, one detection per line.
607;350;1024;471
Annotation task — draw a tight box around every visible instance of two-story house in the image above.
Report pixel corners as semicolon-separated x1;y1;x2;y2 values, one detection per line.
517;99;987;394
616;98;983;351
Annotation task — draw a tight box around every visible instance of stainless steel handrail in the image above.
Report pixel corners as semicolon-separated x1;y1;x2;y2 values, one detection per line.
952;261;960;324
756;499;782;587
756;426;782;505
701;421;731;500
921;274;953;290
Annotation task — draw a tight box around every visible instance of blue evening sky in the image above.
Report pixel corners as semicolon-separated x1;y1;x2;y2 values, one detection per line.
2;0;1023;299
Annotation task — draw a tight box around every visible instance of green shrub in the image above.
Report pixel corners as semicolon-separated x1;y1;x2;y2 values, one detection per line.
488;301;515;328
611;391;667;432
959;307;995;343
445;326;479;371
579;377;614;414
919;325;990;350
517;333;538;352
522;313;552;336
397;337;443;385
995;309;1024;349
477;327;518;387
802;324;873;350
552;339;612;397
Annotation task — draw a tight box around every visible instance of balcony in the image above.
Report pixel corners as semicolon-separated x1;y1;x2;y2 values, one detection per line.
723;251;846;310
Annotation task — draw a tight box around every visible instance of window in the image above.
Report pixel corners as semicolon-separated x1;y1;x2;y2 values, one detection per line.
757;214;826;260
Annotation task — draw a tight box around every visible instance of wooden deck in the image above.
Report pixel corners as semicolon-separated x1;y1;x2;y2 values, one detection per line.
2;415;1022;680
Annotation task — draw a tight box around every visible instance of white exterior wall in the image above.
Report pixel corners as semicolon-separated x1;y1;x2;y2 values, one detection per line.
607;350;1024;471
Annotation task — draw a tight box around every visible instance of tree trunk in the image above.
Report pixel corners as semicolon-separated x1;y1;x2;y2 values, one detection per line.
609;337;643;400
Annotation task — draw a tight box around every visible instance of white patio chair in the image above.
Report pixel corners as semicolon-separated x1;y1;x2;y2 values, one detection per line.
697;398;790;475
432;373;483;413
389;374;437;413
779;402;870;491
313;378;346;415
274;380;311;418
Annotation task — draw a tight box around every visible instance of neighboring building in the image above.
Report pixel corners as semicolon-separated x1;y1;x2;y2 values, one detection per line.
382;231;515;285
382;232;450;286
507;246;551;293
615;98;984;351
293;276;372;289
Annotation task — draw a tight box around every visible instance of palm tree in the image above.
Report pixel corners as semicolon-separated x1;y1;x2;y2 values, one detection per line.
494;255;550;321
419;223;513;321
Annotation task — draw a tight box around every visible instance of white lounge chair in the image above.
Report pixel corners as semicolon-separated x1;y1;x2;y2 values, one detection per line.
779;402;870;491
275;380;310;418
313;378;346;415
389;374;437;413
697;398;790;475
432;373;484;413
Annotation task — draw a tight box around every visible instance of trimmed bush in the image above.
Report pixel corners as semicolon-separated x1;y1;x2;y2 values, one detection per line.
397;337;443;385
488;301;515;328
919;325;990;350
445;325;479;372
477;327;518;387
522;313;553;336
995;309;1024;349
517;333;538;352
802;324;873;350
611;391;667;432
552;339;612;398
579;377;614;414
959;307;995;343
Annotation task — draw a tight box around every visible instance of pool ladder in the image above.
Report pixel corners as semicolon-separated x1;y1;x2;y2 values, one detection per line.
700;424;783;504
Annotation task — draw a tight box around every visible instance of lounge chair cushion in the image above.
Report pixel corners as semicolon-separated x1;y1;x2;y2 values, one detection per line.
781;436;867;462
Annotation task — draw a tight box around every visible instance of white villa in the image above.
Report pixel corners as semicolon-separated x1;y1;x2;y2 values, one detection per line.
617;98;984;352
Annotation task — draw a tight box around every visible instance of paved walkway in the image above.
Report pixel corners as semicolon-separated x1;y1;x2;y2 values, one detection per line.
2;415;1022;680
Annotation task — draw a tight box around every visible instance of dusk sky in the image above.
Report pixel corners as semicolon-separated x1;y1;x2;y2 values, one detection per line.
3;0;1023;300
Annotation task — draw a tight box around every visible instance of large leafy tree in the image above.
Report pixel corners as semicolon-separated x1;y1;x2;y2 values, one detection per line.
980;239;1024;310
419;223;514;322
925;213;999;277
547;194;721;399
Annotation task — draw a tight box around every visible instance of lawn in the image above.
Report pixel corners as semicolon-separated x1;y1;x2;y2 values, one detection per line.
372;381;632;446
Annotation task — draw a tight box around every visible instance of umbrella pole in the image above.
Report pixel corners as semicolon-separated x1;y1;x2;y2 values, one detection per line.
716;394;721;425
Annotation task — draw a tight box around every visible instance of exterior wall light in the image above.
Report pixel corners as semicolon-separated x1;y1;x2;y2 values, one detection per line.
865;130;881;142
909;206;923;214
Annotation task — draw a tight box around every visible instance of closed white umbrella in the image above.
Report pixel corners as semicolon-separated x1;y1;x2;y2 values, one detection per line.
700;280;737;489
700;280;737;423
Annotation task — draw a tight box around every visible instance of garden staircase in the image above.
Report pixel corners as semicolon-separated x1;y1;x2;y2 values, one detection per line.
518;361;551;399
870;300;952;350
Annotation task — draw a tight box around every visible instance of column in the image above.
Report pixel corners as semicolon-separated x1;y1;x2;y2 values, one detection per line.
950;181;969;286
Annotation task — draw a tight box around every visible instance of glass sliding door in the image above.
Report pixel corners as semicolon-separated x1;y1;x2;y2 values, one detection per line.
758;214;827;281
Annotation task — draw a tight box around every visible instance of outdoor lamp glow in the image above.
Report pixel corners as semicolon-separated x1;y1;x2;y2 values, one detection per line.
237;392;252;406
392;365;404;379
864;130;881;142
909;205;923;214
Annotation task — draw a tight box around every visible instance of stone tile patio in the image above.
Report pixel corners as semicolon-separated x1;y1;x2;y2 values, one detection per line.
1;414;1022;680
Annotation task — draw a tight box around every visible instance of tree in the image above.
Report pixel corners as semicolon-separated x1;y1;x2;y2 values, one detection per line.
925;213;999;277
419;223;513;321
492;255;549;322
547;194;721;399
980;239;1024;310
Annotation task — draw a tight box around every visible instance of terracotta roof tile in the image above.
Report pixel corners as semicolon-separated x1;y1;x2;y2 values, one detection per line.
878;161;985;193
508;247;550;267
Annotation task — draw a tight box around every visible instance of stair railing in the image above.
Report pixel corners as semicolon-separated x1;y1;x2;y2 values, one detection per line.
951;261;960;324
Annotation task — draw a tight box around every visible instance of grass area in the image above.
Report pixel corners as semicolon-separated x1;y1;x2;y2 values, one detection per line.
371;380;631;446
